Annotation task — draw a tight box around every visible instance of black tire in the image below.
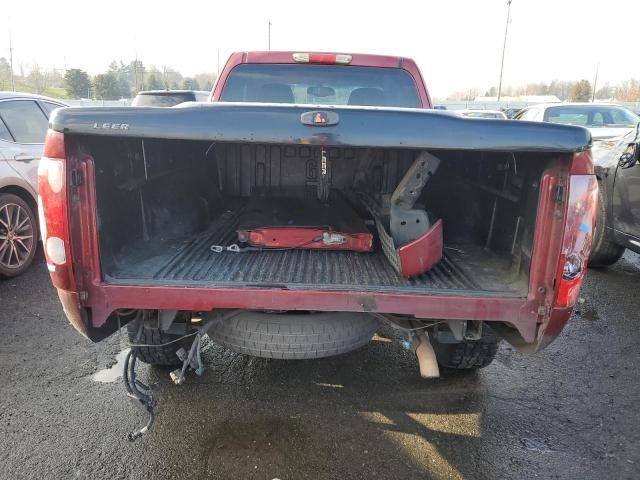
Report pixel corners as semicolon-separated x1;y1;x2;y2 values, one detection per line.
208;311;379;359
0;193;37;277
589;182;625;267
127;316;194;366
433;327;500;370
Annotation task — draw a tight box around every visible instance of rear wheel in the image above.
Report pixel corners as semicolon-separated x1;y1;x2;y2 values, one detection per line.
0;193;37;278
589;182;625;267
127;315;194;366
432;326;500;370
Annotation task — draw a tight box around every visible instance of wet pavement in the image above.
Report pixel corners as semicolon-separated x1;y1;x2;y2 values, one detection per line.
0;251;639;480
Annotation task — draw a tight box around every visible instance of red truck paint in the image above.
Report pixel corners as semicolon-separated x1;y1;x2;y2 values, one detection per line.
41;52;595;351
238;227;374;252
396;219;443;278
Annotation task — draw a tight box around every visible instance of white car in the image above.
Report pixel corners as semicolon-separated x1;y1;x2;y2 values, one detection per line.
455;109;508;119
0;92;67;277
514;103;639;141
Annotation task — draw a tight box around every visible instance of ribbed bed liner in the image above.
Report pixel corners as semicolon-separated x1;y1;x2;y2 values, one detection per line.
105;208;494;293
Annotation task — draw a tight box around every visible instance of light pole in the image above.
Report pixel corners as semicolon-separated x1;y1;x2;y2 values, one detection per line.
8;29;15;91
268;21;272;50
591;62;599;103
497;0;512;102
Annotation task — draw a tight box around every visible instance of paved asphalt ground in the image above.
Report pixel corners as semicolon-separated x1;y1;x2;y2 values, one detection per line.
1;251;639;480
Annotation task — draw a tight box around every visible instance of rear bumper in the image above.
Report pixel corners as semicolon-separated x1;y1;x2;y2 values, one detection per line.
57;283;563;346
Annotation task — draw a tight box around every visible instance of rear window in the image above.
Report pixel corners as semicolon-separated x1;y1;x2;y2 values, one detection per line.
220;64;420;108
132;93;196;107
545;106;639;127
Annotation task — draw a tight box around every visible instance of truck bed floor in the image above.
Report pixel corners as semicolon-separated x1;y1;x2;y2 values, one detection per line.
105;207;526;295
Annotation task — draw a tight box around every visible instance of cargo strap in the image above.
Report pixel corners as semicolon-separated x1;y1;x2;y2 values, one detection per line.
210;243;262;253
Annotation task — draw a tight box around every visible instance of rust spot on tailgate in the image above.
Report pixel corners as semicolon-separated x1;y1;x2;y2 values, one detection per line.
358;296;378;312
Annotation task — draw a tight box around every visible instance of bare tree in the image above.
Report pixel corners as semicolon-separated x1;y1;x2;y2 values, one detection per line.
27;63;49;94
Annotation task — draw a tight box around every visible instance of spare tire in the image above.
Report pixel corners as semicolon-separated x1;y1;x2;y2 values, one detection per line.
207;311;379;359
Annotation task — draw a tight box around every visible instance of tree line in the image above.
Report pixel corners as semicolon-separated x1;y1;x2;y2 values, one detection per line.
0;58;218;100
3;58;640;103
447;78;640;102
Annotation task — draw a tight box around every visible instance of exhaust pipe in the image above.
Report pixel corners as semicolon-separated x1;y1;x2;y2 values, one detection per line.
413;331;440;378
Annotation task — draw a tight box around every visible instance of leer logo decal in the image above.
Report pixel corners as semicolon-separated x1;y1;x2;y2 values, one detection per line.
92;122;129;130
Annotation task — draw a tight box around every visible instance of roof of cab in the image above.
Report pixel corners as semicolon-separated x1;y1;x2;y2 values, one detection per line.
235;51;411;68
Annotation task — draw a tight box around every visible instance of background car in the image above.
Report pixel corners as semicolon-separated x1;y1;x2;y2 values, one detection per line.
0;92;67;277
131;90;211;107
589;127;640;266
503;107;522;119
456;109;508;119
514;103;639;141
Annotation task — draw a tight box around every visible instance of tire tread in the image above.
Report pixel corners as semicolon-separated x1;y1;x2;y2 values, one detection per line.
209;313;378;359
589;182;625;267
127;320;192;366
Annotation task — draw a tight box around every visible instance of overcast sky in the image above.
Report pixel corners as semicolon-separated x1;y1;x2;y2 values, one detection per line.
2;0;638;98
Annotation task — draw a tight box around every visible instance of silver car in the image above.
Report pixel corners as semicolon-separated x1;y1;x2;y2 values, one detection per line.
514;103;640;141
0;92;67;277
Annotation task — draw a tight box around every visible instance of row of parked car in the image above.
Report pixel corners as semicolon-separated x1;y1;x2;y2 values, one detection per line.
0;90;639;277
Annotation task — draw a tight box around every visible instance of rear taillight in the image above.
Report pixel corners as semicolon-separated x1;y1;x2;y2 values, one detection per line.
553;154;598;307
292;52;352;64
38;130;74;291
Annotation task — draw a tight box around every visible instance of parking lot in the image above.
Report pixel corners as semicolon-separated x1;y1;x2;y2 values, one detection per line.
0;251;637;480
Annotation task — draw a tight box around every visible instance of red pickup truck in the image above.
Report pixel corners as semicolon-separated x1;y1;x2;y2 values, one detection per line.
39;51;596;438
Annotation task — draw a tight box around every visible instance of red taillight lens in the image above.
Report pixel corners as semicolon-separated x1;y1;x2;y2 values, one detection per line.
553;172;598;307
38;130;74;291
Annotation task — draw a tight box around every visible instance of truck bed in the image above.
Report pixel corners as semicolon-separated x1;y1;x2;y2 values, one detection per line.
105;201;524;295
50;104;590;309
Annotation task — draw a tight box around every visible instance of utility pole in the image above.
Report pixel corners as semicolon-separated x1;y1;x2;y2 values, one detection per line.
8;29;15;91
134;54;139;94
591;62;599;103
497;0;512;102
268;21;272;50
